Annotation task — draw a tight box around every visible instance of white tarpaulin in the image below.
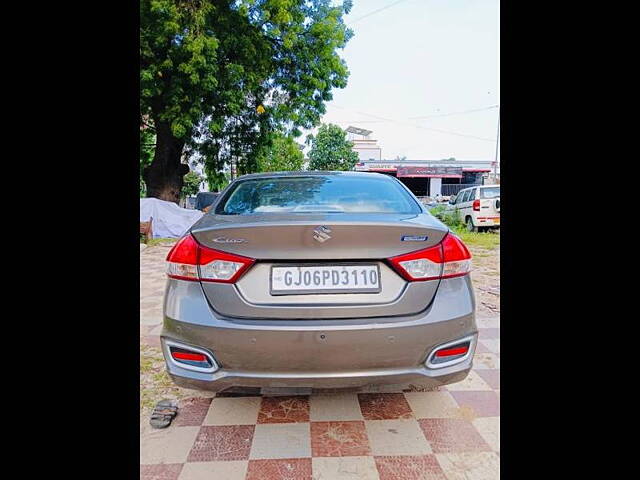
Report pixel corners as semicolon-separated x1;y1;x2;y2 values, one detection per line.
140;198;204;239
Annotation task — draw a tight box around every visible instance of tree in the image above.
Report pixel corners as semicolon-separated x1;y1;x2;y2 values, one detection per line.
181;170;203;198
140;125;155;197
307;123;359;171
141;0;354;202
256;132;305;172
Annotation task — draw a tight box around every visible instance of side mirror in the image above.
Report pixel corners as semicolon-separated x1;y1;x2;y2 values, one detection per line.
449;195;456;204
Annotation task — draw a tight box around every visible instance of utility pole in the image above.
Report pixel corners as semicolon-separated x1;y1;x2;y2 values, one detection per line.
493;105;500;182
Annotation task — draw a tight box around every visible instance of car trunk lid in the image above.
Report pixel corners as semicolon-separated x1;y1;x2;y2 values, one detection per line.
190;212;448;319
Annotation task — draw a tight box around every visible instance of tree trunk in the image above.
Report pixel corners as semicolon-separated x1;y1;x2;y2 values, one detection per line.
143;120;189;203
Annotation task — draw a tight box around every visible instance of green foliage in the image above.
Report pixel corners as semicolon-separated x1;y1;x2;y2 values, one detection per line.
430;205;464;229
181;170;203;198
256;132;305;172
140;126;155;197
141;0;354;187
205;169;229;192
306;123;359;171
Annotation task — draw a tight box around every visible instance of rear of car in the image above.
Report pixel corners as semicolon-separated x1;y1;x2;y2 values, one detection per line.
161;172;478;392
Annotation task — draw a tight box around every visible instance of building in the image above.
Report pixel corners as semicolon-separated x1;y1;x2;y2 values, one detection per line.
346;126;382;161
355;159;498;197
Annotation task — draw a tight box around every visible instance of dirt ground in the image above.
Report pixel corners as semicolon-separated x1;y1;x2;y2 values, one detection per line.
469;245;500;317
140;239;500;413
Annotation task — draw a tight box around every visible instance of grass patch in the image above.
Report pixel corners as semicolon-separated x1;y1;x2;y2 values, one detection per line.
140;344;186;412
452;227;500;249
141;237;178;247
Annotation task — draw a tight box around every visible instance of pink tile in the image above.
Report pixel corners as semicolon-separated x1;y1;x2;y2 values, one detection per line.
173;397;213;427
245;458;312;480
140;464;183;480
450;391;500;417
475;369;500;390
357;393;414;420
418;418;491;453
374;455;447;480
187;425;255;462
478;328;500;339
311;421;371;457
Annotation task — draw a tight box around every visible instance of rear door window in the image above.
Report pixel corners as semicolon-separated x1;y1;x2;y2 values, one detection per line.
480;187;500;199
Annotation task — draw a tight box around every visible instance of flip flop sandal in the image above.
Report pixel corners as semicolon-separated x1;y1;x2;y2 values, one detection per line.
150;400;179;429
150;413;173;429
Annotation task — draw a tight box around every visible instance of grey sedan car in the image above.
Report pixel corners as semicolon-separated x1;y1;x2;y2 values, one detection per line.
161;171;477;392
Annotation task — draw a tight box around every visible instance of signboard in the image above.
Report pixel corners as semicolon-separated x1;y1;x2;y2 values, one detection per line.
396;166;463;178
354;163;396;171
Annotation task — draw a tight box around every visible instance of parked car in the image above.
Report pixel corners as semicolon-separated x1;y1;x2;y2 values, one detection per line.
448;185;500;232
195;191;220;212
161;171;477;393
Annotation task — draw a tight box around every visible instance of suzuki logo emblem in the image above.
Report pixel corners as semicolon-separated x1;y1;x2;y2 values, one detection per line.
313;226;332;243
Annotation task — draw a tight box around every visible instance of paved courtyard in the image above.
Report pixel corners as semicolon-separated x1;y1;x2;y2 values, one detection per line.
140;242;500;480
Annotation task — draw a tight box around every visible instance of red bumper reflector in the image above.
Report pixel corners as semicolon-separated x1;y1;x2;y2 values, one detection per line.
171;351;208;362
435;345;469;357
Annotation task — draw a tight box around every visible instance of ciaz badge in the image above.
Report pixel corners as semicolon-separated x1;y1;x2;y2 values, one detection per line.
401;235;428;242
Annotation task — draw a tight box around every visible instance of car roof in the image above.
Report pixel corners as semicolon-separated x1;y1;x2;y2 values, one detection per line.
460;184;500;191
234;171;389;181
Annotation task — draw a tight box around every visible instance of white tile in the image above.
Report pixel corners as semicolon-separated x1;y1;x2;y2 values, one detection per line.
178;461;248;480
249;423;311;459
404;391;461;419
204;397;261;426
472;417;500;452
436;452;500;480
365;419;431;456
312;457;380;480
310;393;363;421
140;426;199;464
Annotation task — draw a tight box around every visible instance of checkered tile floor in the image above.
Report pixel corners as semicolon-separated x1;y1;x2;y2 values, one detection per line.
141;245;500;479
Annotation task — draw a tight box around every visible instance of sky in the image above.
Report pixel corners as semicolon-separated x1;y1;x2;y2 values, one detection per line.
302;0;500;162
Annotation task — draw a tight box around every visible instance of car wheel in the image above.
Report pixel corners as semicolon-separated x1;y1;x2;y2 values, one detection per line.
466;217;476;232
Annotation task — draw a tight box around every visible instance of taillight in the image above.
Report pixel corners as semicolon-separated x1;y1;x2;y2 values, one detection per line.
473;199;480;211
166;234;255;283
389;233;472;281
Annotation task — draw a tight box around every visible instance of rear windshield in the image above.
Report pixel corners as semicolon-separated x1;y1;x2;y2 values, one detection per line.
480;187;500;199
215;175;421;215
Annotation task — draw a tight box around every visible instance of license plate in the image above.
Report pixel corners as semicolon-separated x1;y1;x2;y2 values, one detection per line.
270;264;381;295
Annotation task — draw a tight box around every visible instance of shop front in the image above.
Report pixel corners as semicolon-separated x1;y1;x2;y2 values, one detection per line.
354;160;493;197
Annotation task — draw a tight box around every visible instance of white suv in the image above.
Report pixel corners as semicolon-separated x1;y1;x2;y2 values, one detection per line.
448;185;500;232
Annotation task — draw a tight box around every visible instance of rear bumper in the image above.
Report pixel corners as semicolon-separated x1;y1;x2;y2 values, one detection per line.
161;275;477;392
165;366;471;392
474;215;500;227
